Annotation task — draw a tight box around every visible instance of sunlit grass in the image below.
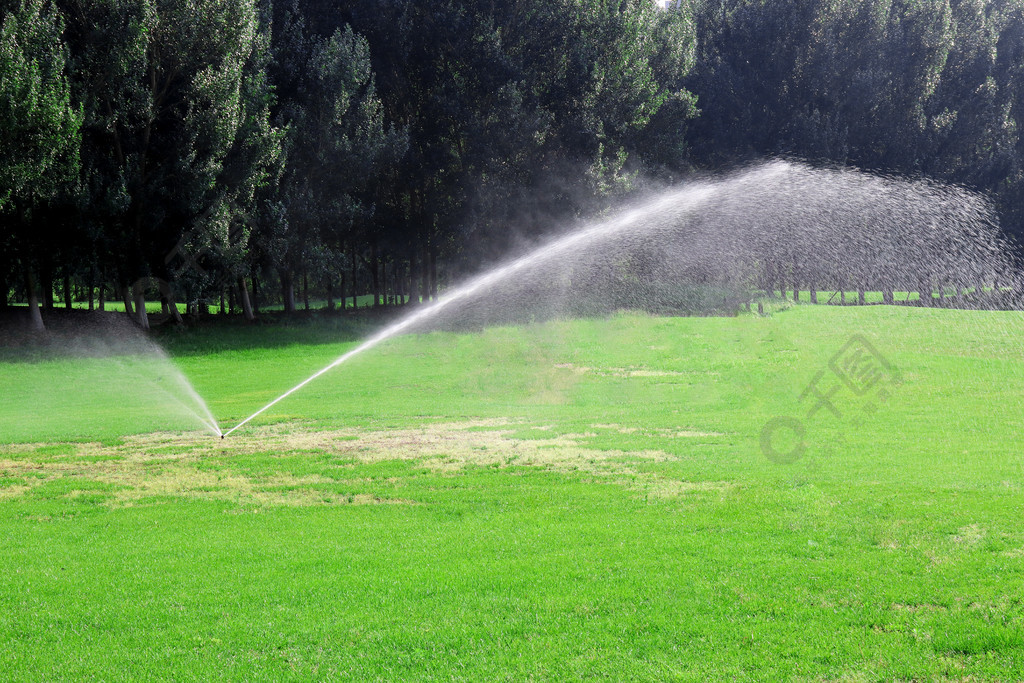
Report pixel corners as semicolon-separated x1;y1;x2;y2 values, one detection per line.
1;305;1022;679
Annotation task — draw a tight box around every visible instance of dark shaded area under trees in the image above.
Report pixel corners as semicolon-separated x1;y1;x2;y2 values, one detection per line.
3;0;1024;329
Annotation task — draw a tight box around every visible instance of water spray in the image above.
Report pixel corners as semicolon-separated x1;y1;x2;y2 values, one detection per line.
219;175;735;437
217;160;1016;438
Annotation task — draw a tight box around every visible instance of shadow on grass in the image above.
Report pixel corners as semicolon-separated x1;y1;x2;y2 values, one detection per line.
0;307;399;362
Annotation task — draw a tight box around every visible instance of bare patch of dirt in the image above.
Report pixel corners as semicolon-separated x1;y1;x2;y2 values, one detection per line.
0;419;731;505
590;423;724;438
0;484;30;499
892;602;949;613
951;523;986;546
553;363;720;379
0;443;412;507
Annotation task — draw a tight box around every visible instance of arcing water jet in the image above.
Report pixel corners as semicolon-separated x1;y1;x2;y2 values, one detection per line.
220;161;1019;436
221;169;731;436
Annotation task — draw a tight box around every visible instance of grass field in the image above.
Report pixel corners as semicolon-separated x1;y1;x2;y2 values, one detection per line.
1;304;1023;679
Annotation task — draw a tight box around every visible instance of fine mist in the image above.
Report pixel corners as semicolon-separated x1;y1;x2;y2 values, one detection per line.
224;160;1022;434
0;314;219;443
416;161;1020;331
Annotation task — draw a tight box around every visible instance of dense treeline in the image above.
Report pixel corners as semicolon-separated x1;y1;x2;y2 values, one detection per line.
2;0;1024;328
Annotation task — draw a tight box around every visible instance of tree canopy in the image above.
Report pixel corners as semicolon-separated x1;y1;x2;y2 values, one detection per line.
3;0;1024;327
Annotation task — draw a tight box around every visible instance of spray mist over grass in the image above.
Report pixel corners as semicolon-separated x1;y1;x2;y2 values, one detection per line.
0;315;220;442
224;160;1023;435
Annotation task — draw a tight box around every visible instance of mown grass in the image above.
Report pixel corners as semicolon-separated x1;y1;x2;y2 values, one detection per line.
1;304;1023;679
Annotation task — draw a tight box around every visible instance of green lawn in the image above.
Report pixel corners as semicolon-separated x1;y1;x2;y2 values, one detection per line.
1;305;1023;679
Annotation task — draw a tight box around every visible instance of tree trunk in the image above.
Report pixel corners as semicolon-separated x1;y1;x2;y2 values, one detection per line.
41;261;54;310
132;280;150;330
409;247;420;305
302;269;309;312
429;248;438;300
220;288;226;315
326;276;334;311
350;242;358;309
99;284;106;312
238;277;255;321
398;260;407;305
421;243;430;301
339;274;346;312
883;289;894;305
120;285;134;316
397;260;404;304
63;274;73;309
371;242;381;307
809;286;817;304
857;288;866;305
160;280;184;325
281;269;295;313
394;261;400;305
24;269;44;331
252;275;260;315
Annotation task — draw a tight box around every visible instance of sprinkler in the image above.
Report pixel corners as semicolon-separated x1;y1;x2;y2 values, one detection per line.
217;161;1016;436
219;179;722;437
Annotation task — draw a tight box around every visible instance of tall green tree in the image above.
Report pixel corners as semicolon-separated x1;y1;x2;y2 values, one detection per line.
61;0;275;327
267;4;405;311
301;0;698;285
184;0;284;321
688;0;955;172
0;0;81;329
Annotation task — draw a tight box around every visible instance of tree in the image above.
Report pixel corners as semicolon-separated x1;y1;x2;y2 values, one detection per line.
267;4;405;312
0;0;81;329
188;0;284;322
61;0;275;327
302;0;698;285
687;0;955;173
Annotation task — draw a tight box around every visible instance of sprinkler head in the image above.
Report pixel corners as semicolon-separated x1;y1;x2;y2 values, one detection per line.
220;434;225;439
